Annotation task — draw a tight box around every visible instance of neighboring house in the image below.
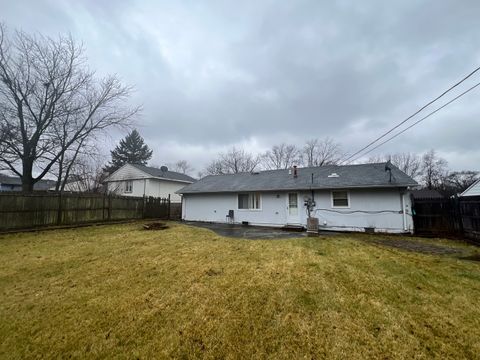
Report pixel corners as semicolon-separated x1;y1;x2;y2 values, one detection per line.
48;175;106;193
0;174;56;192
460;179;480;198
177;163;418;233
104;163;196;202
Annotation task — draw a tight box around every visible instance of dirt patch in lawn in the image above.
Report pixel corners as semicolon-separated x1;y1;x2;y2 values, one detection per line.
459;253;480;262
143;222;169;230
366;238;465;255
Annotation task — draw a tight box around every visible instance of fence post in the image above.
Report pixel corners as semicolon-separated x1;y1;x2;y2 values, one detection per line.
102;193;106;221
108;195;112;221
168;194;171;220
57;191;63;225
142;195;146;219
455;197;464;233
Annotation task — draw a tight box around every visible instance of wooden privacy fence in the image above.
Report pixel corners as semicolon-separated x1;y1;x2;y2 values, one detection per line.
459;197;480;242
412;195;480;244
0;192;178;231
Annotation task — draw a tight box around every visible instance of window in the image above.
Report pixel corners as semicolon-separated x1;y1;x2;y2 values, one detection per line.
332;190;349;207
125;180;133;193
238;193;261;210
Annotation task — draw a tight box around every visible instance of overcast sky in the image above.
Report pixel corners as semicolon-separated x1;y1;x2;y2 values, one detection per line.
2;0;480;173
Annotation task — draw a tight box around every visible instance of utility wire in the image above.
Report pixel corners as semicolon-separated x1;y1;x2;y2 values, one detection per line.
346;81;480;163
340;65;480;164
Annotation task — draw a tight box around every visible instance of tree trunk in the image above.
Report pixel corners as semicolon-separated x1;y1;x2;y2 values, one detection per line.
21;159;35;192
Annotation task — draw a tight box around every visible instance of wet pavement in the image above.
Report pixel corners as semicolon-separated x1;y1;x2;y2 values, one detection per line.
183;221;338;240
183;221;306;239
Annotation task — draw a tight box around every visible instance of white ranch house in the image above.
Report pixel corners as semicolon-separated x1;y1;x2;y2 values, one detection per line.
177;163;418;233
105;163;196;202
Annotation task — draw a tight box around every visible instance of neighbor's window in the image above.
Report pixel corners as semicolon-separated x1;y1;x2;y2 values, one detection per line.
238;193;261;210
125;180;133;193
332;190;349;207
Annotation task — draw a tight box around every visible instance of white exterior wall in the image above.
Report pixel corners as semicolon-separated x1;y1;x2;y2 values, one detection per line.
146;179;184;202
182;188;414;234
183;192;287;226
305;188;413;233
107;179;147;197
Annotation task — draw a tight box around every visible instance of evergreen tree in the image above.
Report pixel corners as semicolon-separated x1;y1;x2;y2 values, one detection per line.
104;130;153;174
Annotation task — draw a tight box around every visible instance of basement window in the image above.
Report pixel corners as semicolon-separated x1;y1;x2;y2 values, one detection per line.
125;180;133;193
331;190;349;208
238;193;261;210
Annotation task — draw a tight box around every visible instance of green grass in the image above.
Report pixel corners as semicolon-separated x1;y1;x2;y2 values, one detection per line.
0;222;479;359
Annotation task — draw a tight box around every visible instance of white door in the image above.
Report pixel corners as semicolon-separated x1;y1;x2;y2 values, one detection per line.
287;192;300;224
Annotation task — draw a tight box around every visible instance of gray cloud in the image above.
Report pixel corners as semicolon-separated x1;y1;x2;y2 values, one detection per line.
2;0;479;172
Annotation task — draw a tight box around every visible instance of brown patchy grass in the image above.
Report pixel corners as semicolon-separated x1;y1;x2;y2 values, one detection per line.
0;222;479;359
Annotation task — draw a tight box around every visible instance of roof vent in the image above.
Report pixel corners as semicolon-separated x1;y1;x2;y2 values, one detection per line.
251;171;260;175
328;172;339;178
160;166;168;172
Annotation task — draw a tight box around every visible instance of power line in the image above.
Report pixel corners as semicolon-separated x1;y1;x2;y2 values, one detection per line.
346;81;480;163
340;65;480;164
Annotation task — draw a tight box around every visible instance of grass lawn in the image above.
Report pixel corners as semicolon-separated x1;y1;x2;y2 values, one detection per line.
1;222;479;359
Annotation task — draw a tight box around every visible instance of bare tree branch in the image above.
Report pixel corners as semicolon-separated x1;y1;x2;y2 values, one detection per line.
301;137;342;167
205;147;260;175
261;143;300;170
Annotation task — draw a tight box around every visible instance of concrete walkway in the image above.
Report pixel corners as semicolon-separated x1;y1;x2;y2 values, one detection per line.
183;221;306;239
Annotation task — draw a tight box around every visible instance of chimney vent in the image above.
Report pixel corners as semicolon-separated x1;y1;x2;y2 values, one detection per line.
293;165;298;178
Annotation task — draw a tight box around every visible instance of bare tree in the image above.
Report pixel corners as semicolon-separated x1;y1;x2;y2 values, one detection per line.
301;138;342;167
205;147;260;175
261;143;300;170
52;140;104;191
60;152;108;192
367;152;422;179
421;150;448;190
440;170;479;196
0;24;138;191
172;160;193;175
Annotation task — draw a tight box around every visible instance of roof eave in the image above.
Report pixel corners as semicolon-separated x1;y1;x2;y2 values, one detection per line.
178;183;417;194
105;176;193;184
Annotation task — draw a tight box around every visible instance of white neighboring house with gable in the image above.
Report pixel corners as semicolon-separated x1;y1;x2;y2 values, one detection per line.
177;163;418;233
104;163;196;202
460;179;480;197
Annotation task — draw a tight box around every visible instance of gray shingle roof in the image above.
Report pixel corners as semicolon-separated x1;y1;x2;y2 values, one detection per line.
131;164;196;183
177;163;417;194
0;174;56;190
0;174;22;185
411;189;444;199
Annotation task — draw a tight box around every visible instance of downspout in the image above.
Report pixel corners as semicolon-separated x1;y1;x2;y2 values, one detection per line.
401;192;407;232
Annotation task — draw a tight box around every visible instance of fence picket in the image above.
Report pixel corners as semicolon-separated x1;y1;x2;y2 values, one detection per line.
0;192;178;231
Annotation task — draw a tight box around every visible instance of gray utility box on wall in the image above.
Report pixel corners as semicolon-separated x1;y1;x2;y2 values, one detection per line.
307;217;319;234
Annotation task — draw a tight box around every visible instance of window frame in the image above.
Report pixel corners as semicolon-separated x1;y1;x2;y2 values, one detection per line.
331;190;350;208
237;192;262;211
125;180;133;193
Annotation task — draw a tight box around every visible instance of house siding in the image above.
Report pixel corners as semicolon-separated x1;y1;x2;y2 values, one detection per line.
147;179;184;202
182;188;413;233
107;179;147;197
